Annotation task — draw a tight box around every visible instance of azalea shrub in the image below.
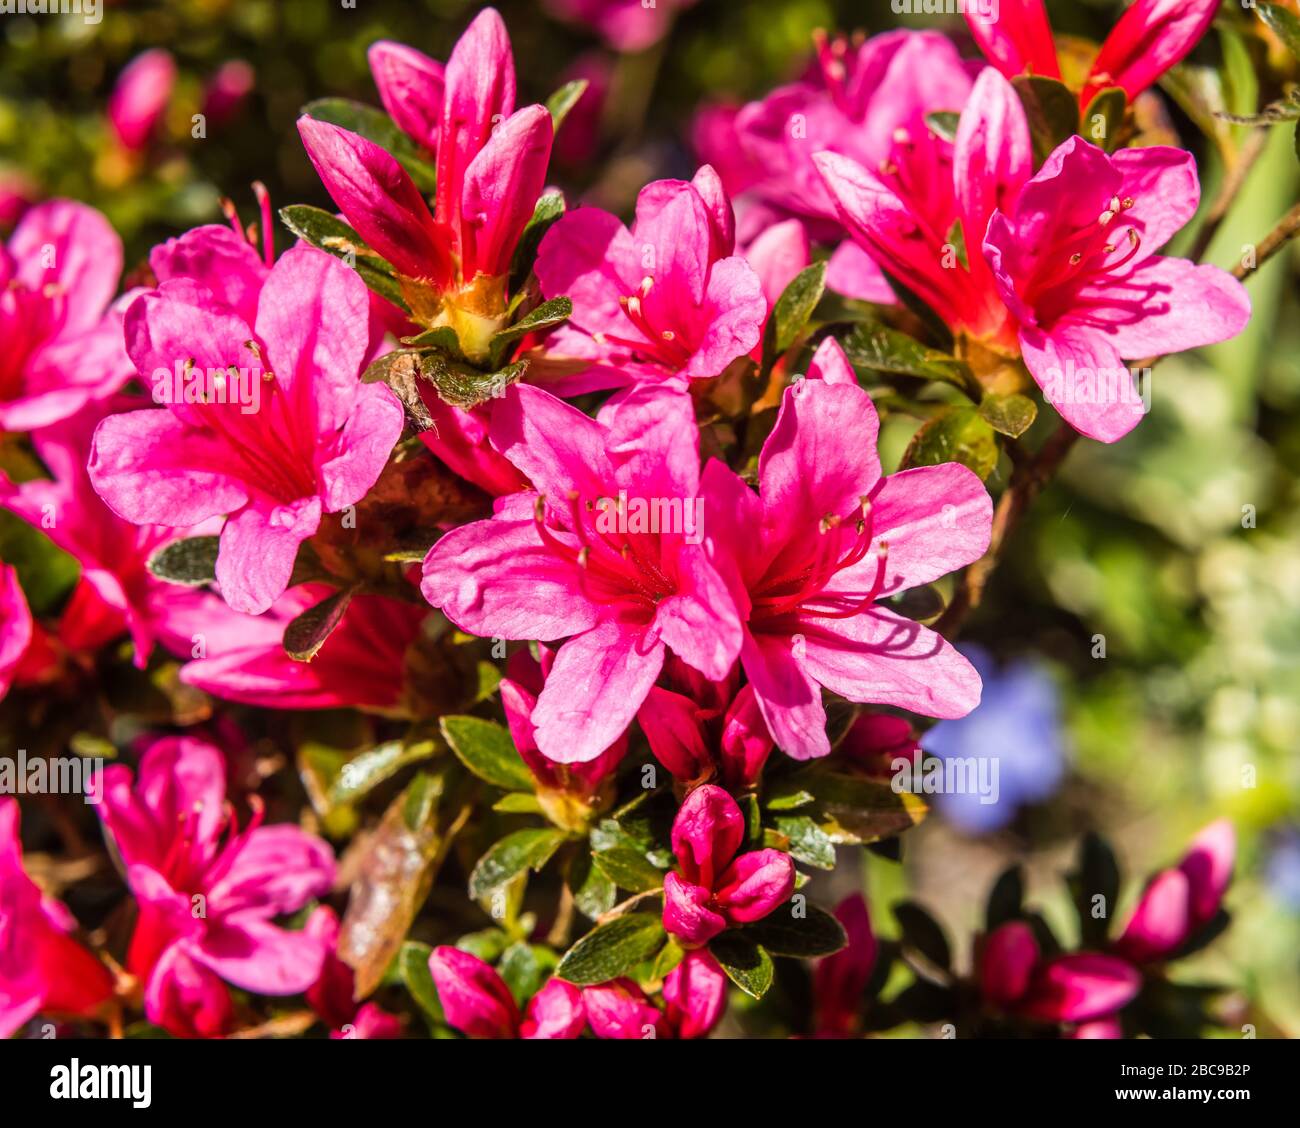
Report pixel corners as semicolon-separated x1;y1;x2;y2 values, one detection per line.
1;0;1298;1041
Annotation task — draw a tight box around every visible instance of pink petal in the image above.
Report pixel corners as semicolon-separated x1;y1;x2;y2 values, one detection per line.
1114;869;1191;963
599;383;700;499
825;239;895;304
671;783;746;885
215;497;323;615
638;686;713;782
980;921;1039;1007
368;40;444;151
1179;819;1235;929
193;916;328;996
107;49;176;151
964;0;1060;81
741;630;829;761
1111;146;1202;254
718;684;774;791
489;383;617;501
805;336;856;386
812;894;876;1036
206;825;336;919
745;218;809;308
1082;0;1220;105
654;546;743;683
520;978;586;1039
428;945;520;1039
142;945;234;1038
687;254;766;378
10;201;122;330
149;223;268;324
317;380;405;512
535;206;639;337
714;848;796;924
582;978;664;1039
663;949;728;1039
662;872;727;948
954;68;1032;255
691;164;736;260
1020;953;1141;1024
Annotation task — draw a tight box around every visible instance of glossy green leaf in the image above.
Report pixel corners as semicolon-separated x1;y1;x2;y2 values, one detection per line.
279;204;409;311
440;715;533;791
901;406;999;480
1012;75;1080;164
740;904;848;958
554;912;666;985
978;392;1038;438
763;260;827;370
468;827;568;900
146;536;219;586
709;933;774;999
284;587;355;661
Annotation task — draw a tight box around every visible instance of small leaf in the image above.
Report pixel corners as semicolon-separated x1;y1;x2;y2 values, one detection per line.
362;349;433;429
546;78;589;131
985;864;1024;932
301;97;438;191
591;846;667;894
708;934;775;999
978;392;1038;438
328;739;437;806
498;941;556;1005
762;260;827;370
568;851;618;920
1081;87;1127;152
770;768;927;844
401;325;464;357
424;353;528;410
772;815;836;870
284;587;355;662
764;789;814;812
1262;3;1300;59
925;111;961;142
1012;75;1080;164
1070;832;1121;947
279;205;408;311
740;905;847;958
838;322;977;395
468;827;568;900
146;536;220;586
398;941;444;1029
440;715;533;791
901;406;999;481
554;913;666;985
493;793;544;814
893;901;951;971
509;192;565;294
488;296;572;369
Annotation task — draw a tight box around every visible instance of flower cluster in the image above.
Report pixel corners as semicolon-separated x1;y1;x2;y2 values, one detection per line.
0;2;1261;1041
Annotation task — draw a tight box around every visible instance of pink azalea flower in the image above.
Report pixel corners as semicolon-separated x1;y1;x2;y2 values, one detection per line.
0;798;115;1038
812;893;877;1037
417;397;529;498
534;166;766;388
299;9;553;362
0;563;33;700
543;0;696;54
981;920;1140;1029
700;371;990;759
1114;820;1235;964
1;403;232;668
91;736;335;1036
814;67;1031;352
0;200;132;432
982;137;1251;441
428;946;585;1039
637;657;773;791
179;585;424;713
581;977;664;1038
305;907;402;1039
500;645;628;822
964;0;1221;109
421;383;743;764
660;948;728;1039
662;784;795;948
202;60;256;130
107;49;177;152
88;243;404;614
366;41;444;152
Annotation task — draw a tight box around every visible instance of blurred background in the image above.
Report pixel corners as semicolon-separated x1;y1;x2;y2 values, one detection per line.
2;0;1297;1035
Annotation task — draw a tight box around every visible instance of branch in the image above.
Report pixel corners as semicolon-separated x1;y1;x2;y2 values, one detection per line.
1232;199;1300;283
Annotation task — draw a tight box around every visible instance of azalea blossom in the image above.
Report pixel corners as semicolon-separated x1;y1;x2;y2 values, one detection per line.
982;136;1251;441
0;798;114;1038
701;367;991;759
88;244;404;614
965;0;1221;109
0;200;132;432
0;564;34;701
662;784;795;948
534;165;766;388
421;382;742;763
91;736;335;1037
107;49;177;152
812;893;877;1037
428;946;586;1039
299;8;553;362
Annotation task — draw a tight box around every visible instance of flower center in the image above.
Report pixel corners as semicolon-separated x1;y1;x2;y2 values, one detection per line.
596;276;695;371
1025;194;1143;321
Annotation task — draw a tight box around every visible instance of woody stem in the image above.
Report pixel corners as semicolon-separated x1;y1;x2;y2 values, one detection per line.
1230;198;1300;284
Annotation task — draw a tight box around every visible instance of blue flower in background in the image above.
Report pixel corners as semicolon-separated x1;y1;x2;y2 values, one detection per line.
920;646;1066;834
1263;826;1300;911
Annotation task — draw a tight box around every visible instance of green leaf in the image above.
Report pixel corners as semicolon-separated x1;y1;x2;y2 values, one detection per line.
893;901;951;970
398;940;444;1029
401;325;464;357
978;392;1038;438
985;864;1024;932
546;78;589;131
488;296;572;369
283;587;355;661
361;349;433;429
925;111;961;143
1069;832;1121;947
301;97;438;192
423;353;528;410
1012;75;1080;164
493;793;544;814
591;846;667;893
762;260;827;370
739;904;848;958
1081;87;1126;152
772;815;836;870
468;828;568;900
509;192;565;294
146;536;220;586
440;715;533;791
328;739;438;806
708;934;775;999
568;851;618;920
775;768;928;845
838;322;977;396
764;789;814;812
498;941;557;1005
901;406;999;480
554;913;666;985
279;205;409;311
1262;3;1300;59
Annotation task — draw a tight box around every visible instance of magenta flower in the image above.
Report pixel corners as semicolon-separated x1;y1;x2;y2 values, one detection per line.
544;0;696;53
534;166;766;387
965;0;1221;109
982;137;1251;441
0;798;115;1038
701;374;990;759
428;946;585;1039
107;49;177;152
366;40;444;152
305;907;402;1039
662;784;795;948
417;397;529;498
421;383;742;764
88;244;403;614
812;893;877;1037
0;564;33;701
1114;820;1235;964
201;60;256;130
661;949;728;1039
92;736;336;1035
815;67;1031;351
299;9;553;362
981;921;1140;1030
580;977;665;1038
0;200;132;432
1;403;234;668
